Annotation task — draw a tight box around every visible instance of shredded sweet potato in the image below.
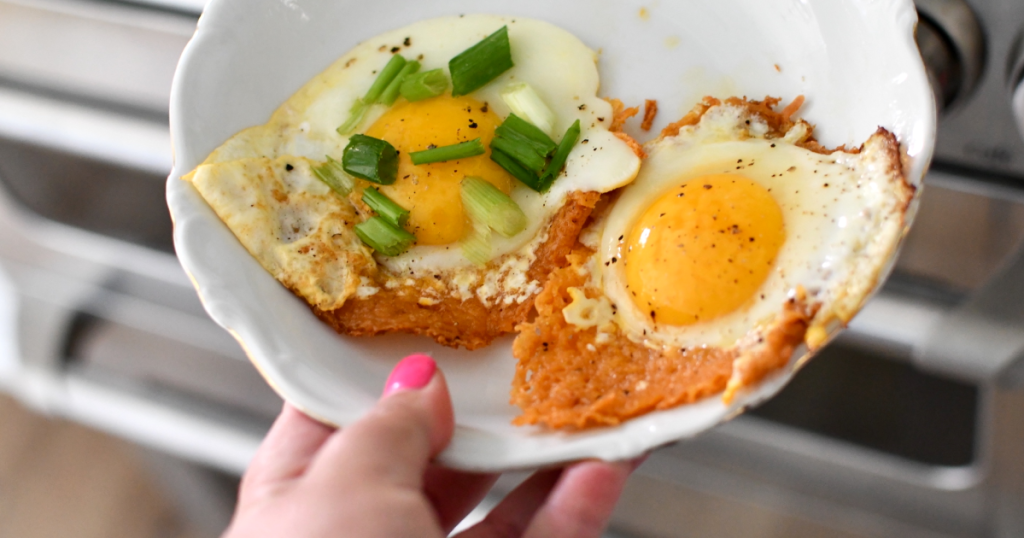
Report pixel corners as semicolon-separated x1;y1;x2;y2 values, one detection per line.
607;98;640;132
599;98;646;158
314;191;601;350
641;99;658;131
508;95;881;429
659;97;720;138
659;95;851;156
722;292;816;403
613;132;647;159
511;250;814;429
308;99;650;349
780;94;805;123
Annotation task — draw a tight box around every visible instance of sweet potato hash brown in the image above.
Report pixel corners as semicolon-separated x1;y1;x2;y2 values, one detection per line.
184;16;646;351
316;191;600;349
511;250;813;429
509;96;913;429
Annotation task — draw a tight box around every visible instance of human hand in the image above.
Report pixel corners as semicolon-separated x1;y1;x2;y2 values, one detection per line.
223;354;640;538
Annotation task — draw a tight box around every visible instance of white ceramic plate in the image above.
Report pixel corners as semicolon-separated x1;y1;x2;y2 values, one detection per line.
167;0;935;471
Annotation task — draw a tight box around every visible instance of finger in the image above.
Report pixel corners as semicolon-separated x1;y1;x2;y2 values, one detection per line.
455;468;562;538
306;354;455;491
522;460;635;538
238;403;334;504
423;468;499;533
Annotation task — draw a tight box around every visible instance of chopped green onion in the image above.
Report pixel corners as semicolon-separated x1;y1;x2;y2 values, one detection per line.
500;82;556;136
336;98;369;135
487;113;558;189
312;156;355;196
460;221;491;266
362;187;409;228
494;114;557;156
400;69;449;102
541;119;581;184
381;60;420;106
461;176;527;238
364;54;407;104
409;138;485;165
490;136;546;172
449;26;513;97
354;216;416;257
337;55;407;134
490;148;548;192
343;134;399;185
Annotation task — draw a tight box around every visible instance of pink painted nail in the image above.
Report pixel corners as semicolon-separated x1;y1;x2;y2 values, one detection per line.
382;354;436;397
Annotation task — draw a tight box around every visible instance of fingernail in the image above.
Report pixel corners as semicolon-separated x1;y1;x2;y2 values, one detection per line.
382;354;436;397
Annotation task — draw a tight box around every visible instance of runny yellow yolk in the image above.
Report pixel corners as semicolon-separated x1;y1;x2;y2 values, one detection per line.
623;174;785;326
363;95;514;245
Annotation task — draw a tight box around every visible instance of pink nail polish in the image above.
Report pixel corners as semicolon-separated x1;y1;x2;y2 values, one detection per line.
382;354;436;397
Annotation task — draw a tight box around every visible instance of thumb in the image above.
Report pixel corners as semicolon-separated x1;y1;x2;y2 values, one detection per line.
305;354;455;490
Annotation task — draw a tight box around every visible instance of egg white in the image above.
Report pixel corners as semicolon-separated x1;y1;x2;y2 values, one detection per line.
202;14;639;270
190;14;641;310
591;102;910;349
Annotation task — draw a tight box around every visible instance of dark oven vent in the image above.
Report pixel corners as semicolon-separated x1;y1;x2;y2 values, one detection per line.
0;136;173;254
750;341;979;467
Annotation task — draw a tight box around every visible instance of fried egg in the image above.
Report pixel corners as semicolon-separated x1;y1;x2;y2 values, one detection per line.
185;15;642;348
511;97;914;428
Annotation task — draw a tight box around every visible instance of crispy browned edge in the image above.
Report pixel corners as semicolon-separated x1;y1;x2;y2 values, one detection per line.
660;95;839;152
311;191;601;350
510;254;816;429
723;122;914;400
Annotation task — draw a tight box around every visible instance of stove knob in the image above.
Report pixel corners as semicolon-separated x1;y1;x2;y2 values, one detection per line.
915;0;986;113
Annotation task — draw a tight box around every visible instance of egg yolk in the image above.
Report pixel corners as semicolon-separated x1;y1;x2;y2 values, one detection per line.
364;95;514;245
622;174;785;326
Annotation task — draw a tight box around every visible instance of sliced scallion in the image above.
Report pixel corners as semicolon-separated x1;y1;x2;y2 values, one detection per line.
490;148;546;192
364;54;407;104
541;119;581;184
336;55;407;134
487;113;559;190
461;176;527;238
336;98;369;136
400;69;449;102
500;82;556;136
449;26;513;97
460;221;491;266
381;60;421;106
361;187;409;228
355;216;416;257
409;138;485;165
494;113;556;156
490;136;546;172
343;134;399;185
312;156;355;196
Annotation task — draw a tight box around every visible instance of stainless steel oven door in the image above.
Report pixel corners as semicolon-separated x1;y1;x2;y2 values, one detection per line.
0;0;1023;537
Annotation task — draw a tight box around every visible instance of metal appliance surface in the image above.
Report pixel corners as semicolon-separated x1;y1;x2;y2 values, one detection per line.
0;0;1022;536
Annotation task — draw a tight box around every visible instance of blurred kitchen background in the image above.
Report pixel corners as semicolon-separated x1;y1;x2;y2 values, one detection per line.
0;0;1023;536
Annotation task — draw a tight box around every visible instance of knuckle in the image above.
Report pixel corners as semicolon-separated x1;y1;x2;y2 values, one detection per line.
374;400;430;440
349;397;432;455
